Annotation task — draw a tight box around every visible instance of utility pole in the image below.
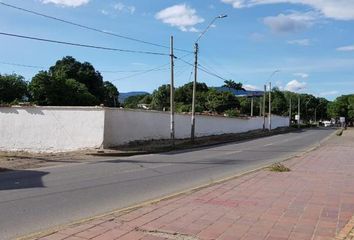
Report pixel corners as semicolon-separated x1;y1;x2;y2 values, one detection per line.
251;97;254;117
263;85;266;130
191;43;198;141
268;82;272;131
170;36;175;144
298;96;301;129
289;97;292;126
190;14;227;142
259;98;262;117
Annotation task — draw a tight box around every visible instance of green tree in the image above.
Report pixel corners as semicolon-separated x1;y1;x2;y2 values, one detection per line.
0;74;28;103
175;82;209;112
206;89;239;113
222;80;245;91
28;56;118;106
49;56;105;101
124;94;151;109
29;72;97;106
103;81;119;107
150;84;170;111
239;97;251;115
271;88;288;116
328;94;354;122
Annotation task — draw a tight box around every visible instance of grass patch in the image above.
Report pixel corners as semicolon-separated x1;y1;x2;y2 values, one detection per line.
269;163;291;172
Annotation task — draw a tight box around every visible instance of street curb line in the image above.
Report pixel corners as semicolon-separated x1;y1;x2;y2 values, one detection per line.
16;130;336;240
336;215;354;240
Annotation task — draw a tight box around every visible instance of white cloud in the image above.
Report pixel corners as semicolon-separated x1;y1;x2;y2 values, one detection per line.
41;0;89;7
155;4;204;32
337;45;354;52
221;0;354;20
114;2;136;14
263;11;318;33
294;72;309;78
319;90;339;96
285;79;307;91
288;39;311;46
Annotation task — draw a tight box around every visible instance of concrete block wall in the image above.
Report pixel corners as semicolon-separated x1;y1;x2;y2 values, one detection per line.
103;108;290;148
0;107;105;152
0;107;290;152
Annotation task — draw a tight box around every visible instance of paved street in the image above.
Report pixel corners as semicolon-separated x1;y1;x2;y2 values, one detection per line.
35;128;353;240
0;129;335;239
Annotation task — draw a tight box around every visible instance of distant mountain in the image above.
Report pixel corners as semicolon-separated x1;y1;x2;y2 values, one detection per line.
119;91;150;103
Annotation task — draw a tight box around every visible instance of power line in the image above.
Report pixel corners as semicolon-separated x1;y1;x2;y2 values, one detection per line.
0;60;168;73
110;53;194;82
0;61;45;69
101;68;167;73
0;32;169;56
175;56;229;81
110;64;170;82
0;1;192;54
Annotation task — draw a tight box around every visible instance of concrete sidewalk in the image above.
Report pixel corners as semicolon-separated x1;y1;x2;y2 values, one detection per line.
32;129;354;240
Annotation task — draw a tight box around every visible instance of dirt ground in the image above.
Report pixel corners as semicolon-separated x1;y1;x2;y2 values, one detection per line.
0;150;99;172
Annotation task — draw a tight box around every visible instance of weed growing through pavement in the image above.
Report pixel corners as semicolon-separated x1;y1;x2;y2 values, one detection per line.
269;163;291;172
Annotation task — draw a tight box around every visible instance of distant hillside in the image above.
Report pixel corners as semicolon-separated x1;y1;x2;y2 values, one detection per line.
119;91;150;103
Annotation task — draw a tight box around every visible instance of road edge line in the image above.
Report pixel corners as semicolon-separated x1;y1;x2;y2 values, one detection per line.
16;130;337;240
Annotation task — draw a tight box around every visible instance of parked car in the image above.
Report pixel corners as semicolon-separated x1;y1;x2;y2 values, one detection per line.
322;121;332;127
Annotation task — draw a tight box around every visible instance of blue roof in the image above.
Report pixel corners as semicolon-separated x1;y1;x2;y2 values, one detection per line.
216;87;264;97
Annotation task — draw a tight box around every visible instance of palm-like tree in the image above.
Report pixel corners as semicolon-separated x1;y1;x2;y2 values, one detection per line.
223;80;245;91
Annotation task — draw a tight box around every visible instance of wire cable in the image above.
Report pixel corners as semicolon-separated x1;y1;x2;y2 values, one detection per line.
0;32;169;56
110;53;193;82
175;56;229;81
110;64;170;82
0;61;45;69
0;1;193;53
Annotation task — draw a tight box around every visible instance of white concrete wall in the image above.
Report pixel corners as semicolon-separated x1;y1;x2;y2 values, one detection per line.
103;108;290;147
0;107;105;152
0;107;289;152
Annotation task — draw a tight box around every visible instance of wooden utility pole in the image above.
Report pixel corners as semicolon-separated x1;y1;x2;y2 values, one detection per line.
263;85;266;130
298;96;301;129
251;97;254;117
289;97;292;126
170;36;175;144
191;43;198;141
268;82;272;131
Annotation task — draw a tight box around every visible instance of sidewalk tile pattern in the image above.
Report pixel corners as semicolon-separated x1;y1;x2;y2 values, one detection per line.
37;130;354;240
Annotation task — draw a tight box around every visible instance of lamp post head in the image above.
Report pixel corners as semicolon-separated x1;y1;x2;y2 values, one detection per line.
218;14;228;19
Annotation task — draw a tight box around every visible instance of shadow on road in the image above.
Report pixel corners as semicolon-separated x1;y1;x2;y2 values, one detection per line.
0;169;49;191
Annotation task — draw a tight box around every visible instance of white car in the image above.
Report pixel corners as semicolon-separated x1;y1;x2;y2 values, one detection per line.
323;121;332;127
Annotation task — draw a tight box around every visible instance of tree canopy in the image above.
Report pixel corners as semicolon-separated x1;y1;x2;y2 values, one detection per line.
28;56;119;106
222;80;245;91
0;74;28;104
328;94;354;122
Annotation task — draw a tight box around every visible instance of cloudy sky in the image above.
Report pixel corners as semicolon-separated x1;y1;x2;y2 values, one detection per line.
0;0;353;99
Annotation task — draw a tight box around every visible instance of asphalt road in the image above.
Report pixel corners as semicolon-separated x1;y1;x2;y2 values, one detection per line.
0;128;335;239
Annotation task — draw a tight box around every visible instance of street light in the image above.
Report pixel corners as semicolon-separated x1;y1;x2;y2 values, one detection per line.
305;98;312;123
314;102;325;124
195;15;228;43
191;14;228;141
263;70;279;131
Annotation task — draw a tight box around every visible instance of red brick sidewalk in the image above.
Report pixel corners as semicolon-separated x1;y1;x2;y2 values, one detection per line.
35;129;354;240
